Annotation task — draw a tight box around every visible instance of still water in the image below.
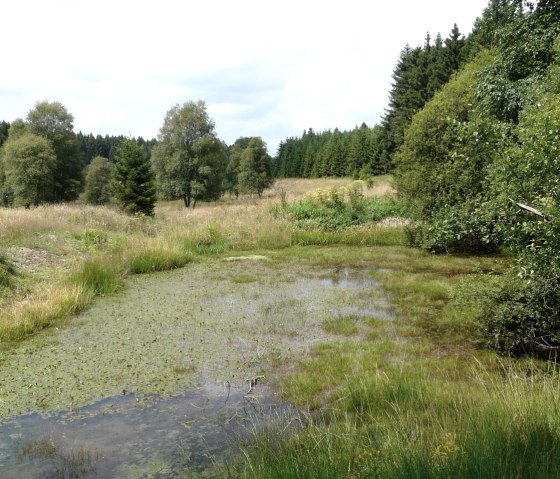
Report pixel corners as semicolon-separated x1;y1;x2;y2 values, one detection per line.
0;259;389;477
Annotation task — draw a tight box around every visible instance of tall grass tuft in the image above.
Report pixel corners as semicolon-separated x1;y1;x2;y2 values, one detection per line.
127;248;192;274
0;253;16;288
0;284;92;342
69;257;122;296
291;226;407;247
233;367;560;479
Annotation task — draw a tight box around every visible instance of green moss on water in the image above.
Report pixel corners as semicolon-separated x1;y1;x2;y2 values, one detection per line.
0;255;388;419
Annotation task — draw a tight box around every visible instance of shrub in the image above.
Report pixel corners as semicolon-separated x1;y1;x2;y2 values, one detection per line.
408;202;502;254
479;261;560;358
282;182;401;230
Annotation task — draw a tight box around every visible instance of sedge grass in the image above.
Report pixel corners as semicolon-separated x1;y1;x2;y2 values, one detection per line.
3;177;551;478
215;246;557;478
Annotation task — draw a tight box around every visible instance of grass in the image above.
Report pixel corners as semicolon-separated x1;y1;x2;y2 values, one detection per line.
2;176;558;477
215;244;560;478
0;253;16;290
17;434;102;479
322;314;359;336
120;238;542;477
0;177;404;344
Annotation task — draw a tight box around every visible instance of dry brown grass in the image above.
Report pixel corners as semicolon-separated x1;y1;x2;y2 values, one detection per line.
268;176;395;201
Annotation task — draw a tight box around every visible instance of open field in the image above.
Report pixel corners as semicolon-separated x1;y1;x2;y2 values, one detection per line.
1;176;560;477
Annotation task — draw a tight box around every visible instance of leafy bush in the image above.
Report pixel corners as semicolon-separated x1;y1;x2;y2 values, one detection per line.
479;264;560;358
407;202;503;254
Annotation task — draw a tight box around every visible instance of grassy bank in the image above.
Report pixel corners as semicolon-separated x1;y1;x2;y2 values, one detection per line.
0;177;400;343
221;248;560;478
3;176;558;477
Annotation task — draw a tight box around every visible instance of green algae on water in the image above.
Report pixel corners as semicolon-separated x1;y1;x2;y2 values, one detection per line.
0;259;389;419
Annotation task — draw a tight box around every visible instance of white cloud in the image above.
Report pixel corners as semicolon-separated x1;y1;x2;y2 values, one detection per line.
1;0;489;152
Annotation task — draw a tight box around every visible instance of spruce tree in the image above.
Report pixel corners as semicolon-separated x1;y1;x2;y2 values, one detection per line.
111;139;156;216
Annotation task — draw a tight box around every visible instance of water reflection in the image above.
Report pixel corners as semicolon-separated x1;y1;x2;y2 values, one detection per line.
0;379;299;478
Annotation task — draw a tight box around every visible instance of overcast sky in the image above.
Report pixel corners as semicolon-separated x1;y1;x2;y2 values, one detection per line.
2;0;489;153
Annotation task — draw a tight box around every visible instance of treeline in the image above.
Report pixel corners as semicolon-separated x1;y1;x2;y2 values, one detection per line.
0;100;274;212
274;124;387;178
393;0;560;357
0;122;155;166
76;132;157;165
274;23;473;178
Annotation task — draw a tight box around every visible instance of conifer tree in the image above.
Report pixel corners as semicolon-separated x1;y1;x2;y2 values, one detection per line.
111;139;156;216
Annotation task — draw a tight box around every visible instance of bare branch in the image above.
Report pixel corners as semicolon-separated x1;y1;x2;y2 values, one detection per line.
509;198;550;220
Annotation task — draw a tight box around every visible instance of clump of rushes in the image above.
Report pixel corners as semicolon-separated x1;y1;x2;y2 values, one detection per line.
127;248;192;274
69;257;122;296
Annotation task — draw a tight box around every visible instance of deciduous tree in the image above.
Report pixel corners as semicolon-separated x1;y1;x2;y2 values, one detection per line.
1;133;56;207
26;101;83;201
151;101;226;207
238;137;274;197
82;156;113;205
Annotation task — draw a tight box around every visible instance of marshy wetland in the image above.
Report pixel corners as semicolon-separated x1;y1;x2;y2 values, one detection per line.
2;178;560;478
0;253;392;476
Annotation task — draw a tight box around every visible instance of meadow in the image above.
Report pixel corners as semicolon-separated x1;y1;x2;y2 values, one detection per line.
1;176;559;478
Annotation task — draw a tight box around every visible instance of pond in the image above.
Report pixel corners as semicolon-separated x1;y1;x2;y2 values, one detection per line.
0;257;391;477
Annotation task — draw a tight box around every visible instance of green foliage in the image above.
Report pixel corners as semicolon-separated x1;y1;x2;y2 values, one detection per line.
82;156;113;205
223;140;244;197
408;202;502;254
26;101;83;202
379;25;470;168
393;2;560;358
394;49;498;218
76;132;156;165
111;139;156;216
127;249;192;274
70;258;121;296
0;254;15;289
274;125;388;179
238;137;274;197
282;182;401;230
1;133;57;207
190;224;231;255
0;120;9;148
82;229;108;249
151;100;226;207
480;265;560;357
